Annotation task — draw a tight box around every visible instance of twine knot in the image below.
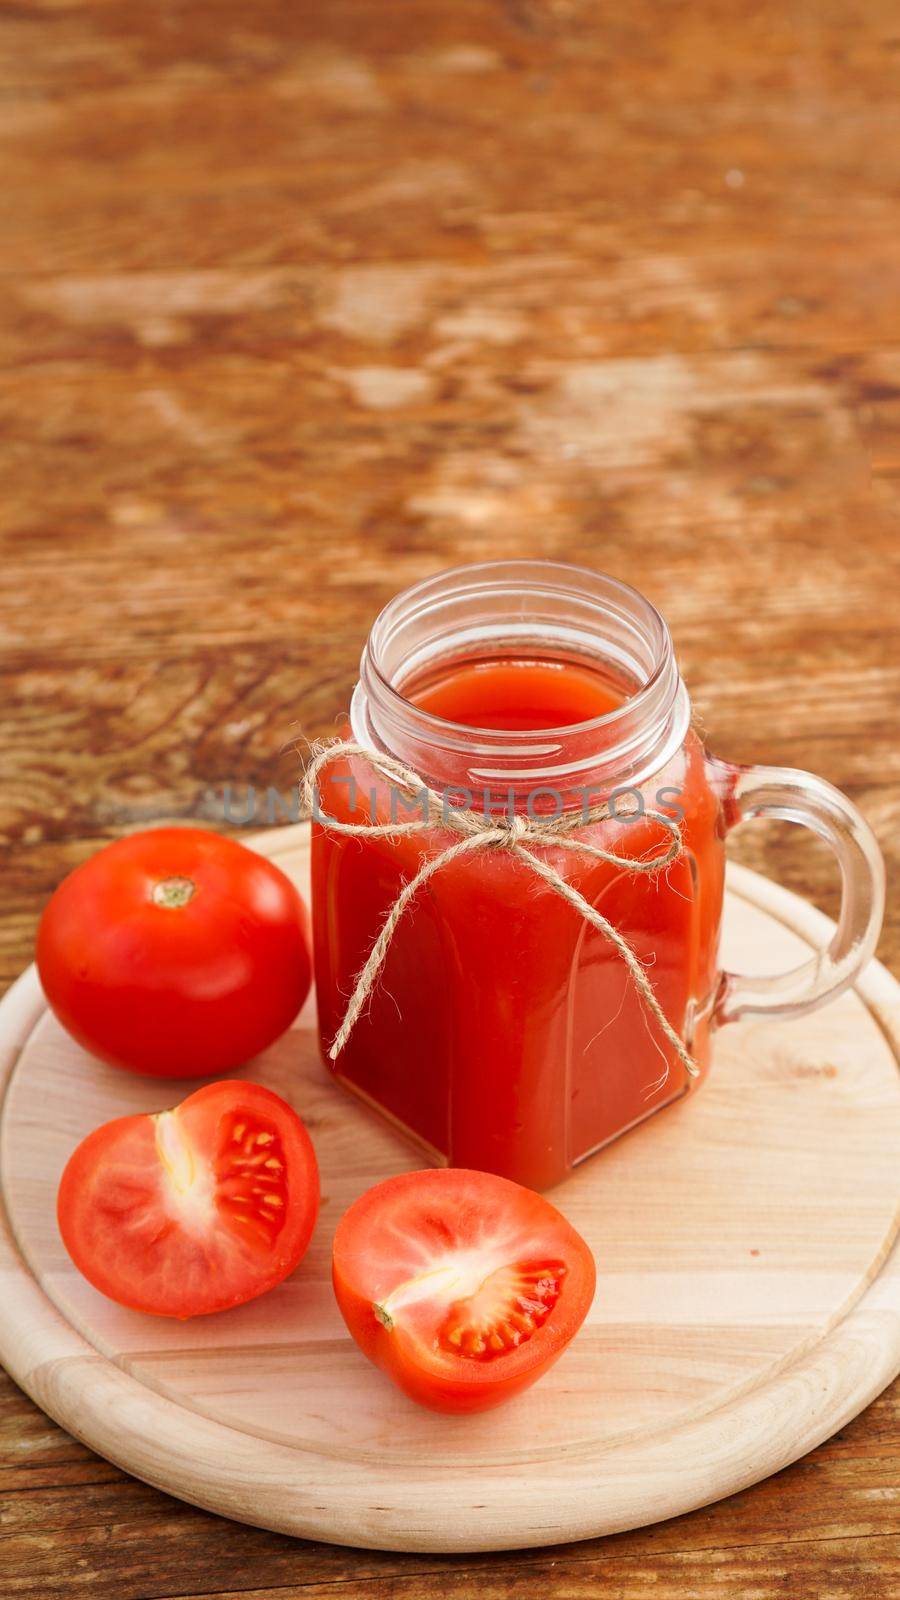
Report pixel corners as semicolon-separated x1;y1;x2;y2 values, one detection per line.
501;814;529;844
302;740;698;1083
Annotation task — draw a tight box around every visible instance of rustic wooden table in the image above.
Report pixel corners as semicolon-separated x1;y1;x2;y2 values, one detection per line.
2;2;898;1595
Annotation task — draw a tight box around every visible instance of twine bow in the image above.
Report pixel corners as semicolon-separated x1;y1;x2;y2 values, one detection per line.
301;740;698;1082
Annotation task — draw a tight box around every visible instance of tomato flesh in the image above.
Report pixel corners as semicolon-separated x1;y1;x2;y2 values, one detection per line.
212;1104;290;1249
437;1258;567;1359
37;827;312;1078
332;1169;595;1413
57;1081;319;1317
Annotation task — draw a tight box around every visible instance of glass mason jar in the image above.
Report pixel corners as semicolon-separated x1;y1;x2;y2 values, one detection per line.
310;561;884;1191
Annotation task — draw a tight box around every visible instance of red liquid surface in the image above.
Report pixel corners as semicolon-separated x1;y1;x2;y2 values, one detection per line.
412;657;623;730
312;656;726;1190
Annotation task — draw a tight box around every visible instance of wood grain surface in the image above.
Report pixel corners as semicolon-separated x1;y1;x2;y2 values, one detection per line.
0;0;898;1595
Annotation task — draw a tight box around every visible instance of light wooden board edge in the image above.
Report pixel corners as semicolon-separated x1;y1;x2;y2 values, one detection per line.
0;836;898;1552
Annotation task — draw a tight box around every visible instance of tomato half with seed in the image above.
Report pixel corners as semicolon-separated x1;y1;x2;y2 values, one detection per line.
57;1081;319;1317
37;827;312;1077
332;1169;596;1413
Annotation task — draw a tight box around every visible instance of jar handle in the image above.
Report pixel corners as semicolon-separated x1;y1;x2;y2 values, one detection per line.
716;764;885;1025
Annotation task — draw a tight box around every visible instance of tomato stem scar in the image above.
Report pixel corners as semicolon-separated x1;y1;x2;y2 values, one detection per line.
152;876;196;909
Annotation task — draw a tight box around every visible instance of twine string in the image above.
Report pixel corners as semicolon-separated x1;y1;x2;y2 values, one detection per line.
301;740;698;1080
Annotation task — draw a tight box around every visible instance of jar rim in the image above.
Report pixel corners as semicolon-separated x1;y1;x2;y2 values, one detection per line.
355;559;689;788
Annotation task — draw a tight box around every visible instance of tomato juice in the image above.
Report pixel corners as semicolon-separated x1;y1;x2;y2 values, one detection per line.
312;650;726;1191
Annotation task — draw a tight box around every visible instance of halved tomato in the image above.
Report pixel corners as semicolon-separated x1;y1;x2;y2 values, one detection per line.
332;1168;596;1413
57;1081;319;1317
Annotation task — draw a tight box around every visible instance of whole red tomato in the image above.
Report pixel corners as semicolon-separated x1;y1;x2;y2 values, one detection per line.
37;828;312;1077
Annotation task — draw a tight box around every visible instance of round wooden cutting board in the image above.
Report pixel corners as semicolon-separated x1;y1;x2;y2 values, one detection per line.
1;824;899;1553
